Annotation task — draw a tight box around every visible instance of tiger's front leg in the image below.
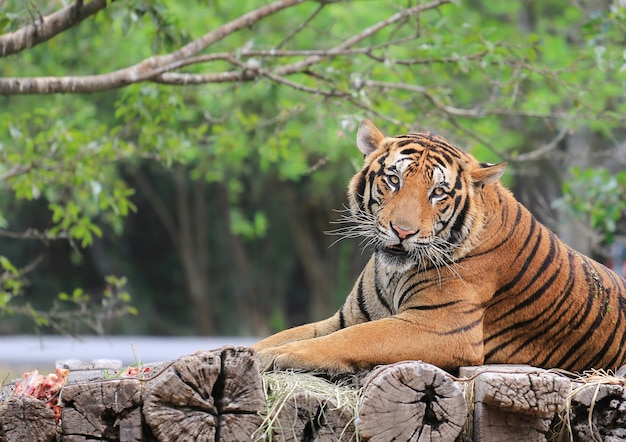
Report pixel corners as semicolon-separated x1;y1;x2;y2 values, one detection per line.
251;263;375;361
254;311;486;373
250;314;342;353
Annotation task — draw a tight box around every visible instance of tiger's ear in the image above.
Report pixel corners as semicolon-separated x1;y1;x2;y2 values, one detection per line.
471;162;507;186
356;119;385;156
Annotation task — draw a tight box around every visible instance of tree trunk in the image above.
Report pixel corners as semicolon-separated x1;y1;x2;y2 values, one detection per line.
133;164;214;335
283;184;335;322
175;167;213;335
460;365;571;442
61;378;142;441
558;128;594;256
568;381;626;441
213;182;259;335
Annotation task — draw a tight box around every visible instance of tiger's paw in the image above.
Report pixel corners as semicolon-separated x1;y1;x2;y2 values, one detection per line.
253;344;353;374
254;347;278;371
254;346;309;372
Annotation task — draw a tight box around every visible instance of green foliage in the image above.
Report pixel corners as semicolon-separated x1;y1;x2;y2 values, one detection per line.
0;94;142;331
0;255;22;309
268;307;288;335
0;0;625;335
554;167;626;244
0;107;138;228
230;209;268;241
0;260;135;334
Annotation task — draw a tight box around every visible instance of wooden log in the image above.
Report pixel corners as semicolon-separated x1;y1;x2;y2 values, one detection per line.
19;348;626;441
459;365;571;442
567;380;626;441
60;378;143;441
357;361;467;442
215;346;266;440
143;346;264;442
0;396;57;442
56;358;124;384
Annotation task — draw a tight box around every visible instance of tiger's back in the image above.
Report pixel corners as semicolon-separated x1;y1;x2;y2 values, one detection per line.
252;120;626;374
458;181;626;371
479;194;626;370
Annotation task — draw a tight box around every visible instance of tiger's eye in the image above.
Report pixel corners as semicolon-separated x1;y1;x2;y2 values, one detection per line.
431;187;446;198
387;175;400;186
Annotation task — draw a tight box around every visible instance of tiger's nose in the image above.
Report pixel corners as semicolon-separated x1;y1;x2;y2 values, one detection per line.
390;222;418;240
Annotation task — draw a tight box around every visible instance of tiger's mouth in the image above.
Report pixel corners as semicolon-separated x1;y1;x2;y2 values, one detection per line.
382;244;408;256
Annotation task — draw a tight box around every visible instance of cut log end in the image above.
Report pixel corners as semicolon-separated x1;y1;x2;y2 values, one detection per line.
143;346;265;442
0;396;57;442
358;362;467;442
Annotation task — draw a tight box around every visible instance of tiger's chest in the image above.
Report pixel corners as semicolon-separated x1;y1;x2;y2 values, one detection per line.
373;260;450;316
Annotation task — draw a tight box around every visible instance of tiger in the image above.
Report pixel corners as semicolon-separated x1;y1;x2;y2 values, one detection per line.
252;119;626;374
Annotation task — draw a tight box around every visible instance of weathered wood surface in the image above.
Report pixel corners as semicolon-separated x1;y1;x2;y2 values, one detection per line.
460;365;571;442
0;396;57;442
61;378;143;441
358;362;467;441
2;347;626;441
143;347;264;441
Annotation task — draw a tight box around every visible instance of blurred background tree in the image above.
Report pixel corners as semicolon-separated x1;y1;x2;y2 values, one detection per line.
0;0;624;337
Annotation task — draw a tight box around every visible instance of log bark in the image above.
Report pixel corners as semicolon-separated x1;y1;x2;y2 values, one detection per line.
143;346;264;441
0;396;57;442
459;365;571;442
357;361;467;441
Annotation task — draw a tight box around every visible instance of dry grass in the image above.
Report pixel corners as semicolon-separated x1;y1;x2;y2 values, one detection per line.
254;370;363;441
459;377;475;442
553;368;626;442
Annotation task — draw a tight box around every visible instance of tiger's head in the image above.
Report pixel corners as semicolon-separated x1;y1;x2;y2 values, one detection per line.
346;120;507;272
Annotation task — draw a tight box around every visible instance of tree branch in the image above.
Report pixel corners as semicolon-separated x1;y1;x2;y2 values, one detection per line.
0;164;32;181
152;0;450;89
271;0;452;76
363;79;570;120
0;0;306;94
0;228;68;241
514;125;571;162
0;0;111;57
0;0;450;95
275;2;325;49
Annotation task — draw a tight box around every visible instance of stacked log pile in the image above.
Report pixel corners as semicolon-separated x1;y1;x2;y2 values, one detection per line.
1;345;626;441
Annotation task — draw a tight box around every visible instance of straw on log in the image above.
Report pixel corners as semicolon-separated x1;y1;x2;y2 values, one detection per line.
568;380;626;441
357;361;467;442
269;389;356;441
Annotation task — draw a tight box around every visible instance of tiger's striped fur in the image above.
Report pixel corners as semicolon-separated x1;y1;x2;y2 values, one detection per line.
253;119;626;373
